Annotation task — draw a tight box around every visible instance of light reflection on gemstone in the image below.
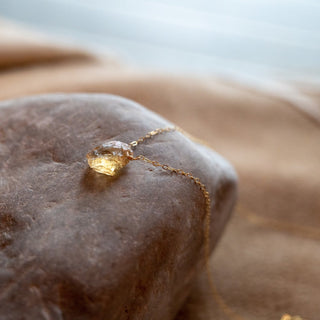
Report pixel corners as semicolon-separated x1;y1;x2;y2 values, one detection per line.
86;141;133;176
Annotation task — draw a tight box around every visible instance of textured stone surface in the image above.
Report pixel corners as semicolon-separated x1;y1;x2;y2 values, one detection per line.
0;94;237;320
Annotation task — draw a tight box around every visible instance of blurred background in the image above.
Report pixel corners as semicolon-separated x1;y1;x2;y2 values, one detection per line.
0;0;319;83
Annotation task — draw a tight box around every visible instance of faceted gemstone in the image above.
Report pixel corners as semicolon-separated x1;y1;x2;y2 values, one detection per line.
86;141;133;176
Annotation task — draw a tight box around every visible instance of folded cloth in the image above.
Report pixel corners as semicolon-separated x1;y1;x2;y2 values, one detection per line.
0;20;319;320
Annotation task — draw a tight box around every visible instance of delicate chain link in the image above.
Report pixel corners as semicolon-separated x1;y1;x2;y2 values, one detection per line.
130;126;213;150
129;128;302;320
130;127;177;148
130;127;212;267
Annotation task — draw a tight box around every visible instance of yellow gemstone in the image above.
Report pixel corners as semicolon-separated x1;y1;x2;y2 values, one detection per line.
86;141;133;176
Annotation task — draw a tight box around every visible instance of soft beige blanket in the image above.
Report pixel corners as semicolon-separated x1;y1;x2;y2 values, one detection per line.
0;20;319;320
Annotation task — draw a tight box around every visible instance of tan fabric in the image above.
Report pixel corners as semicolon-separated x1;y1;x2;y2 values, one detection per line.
0;20;97;70
0;20;319;320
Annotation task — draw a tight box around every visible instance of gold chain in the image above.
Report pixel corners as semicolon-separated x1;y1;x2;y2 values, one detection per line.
130;128;305;320
130;126;212;150
129;127;177;148
88;126;303;320
130;127;212;272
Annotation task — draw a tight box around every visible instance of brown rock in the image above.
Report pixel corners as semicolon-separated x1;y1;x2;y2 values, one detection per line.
0;94;237;320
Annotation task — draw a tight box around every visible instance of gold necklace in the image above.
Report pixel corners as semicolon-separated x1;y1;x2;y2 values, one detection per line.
86;126;212;270
86;128;303;320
